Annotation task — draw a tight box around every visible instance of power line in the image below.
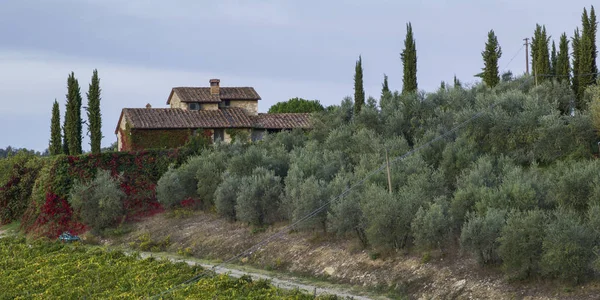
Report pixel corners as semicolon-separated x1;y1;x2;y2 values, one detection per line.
501;44;525;72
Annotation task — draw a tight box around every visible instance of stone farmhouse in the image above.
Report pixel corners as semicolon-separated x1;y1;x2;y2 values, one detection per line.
115;79;311;151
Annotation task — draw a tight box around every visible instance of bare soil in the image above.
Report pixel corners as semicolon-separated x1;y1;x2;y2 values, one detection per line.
104;212;600;300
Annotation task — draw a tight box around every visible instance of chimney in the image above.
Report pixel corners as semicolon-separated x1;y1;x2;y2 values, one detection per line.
146;103;152;109
210;79;220;95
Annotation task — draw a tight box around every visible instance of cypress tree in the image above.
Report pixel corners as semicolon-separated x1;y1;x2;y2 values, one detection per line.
576;6;598;102
572;29;581;98
590;6;598;81
87;69;102;154
556;33;571;84
380;74;392;111
381;73;390;97
481;29;502;87
62;124;69;155
353;55;365;115
401;22;418;94
578;34;594;106
454;75;462;88
49;100;62;155
531;24;551;82
550;41;558;75
65;72;83;155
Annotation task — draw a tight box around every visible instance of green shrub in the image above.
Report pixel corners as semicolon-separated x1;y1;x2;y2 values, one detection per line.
214;173;240;220
475;165;539;214
540;209;595;283
195;151;229;208
156;159;200;209
460;209;507;265
450;157;495;228
69;169;125;234
587;204;600;240
262;128;307;152
227;146;267;177
362;184;410;250
267;97;325;114
589;205;600;273
235;167;283;226
498;210;547;279
327;172;367;245
0;152;42;224
411;197;452;250
548;161;600;213
288;176;329;231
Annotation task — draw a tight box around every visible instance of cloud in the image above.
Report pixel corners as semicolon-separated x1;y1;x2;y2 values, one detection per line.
59;0;291;26
0;50;350;151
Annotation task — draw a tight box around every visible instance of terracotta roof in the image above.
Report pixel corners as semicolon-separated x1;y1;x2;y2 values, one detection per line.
115;108;253;133
251;113;312;129
168;87;261;104
115;109;312;134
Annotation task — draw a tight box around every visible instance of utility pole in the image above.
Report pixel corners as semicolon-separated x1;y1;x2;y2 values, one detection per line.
524;38;529;75
385;149;392;194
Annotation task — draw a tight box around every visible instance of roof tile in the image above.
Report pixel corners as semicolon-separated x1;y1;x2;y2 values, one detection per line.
116;109;312;133
170;87;261;104
251;113;312;129
121;108;253;130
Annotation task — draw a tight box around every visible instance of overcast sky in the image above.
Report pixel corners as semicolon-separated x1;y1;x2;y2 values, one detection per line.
0;0;595;151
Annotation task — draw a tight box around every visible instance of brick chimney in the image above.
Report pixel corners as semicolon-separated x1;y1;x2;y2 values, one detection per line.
210;79;220;95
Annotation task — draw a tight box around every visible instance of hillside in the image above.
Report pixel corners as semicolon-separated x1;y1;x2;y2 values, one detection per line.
108;211;600;299
3;76;600;298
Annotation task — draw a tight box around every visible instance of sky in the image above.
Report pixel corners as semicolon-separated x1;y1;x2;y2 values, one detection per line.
0;0;595;151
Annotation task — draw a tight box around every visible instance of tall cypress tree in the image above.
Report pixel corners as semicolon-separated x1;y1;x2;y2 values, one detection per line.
556;33;571;84
401;22;418;94
49;100;62;155
590;6;598;81
481;29;502;87
65;72;83;155
578;34;594;106
62;124;69;155
550;41;558;75
87;69;102;154
576;6;598;103
353;56;365;115
572;28;581;98
531;24;551;82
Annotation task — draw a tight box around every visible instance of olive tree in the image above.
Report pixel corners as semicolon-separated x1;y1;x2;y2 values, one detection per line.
69;169;125;233
235;167;283;226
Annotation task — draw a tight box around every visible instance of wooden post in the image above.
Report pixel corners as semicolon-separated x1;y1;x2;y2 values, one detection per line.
524;38;529;75
386;149;392;194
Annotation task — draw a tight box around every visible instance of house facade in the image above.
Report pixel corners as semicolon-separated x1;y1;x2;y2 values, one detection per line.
115;79;311;151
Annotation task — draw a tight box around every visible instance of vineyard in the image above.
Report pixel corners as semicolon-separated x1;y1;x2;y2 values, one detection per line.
0;236;336;299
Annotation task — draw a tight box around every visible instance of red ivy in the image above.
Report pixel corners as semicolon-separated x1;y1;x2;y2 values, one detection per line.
31;192;86;238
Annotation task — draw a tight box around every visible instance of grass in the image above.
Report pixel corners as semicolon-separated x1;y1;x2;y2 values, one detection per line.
127;248;402;299
0;221;21;234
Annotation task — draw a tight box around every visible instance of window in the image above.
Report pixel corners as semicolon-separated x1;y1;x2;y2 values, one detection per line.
218;100;231;108
214;129;225;142
189;103;201;110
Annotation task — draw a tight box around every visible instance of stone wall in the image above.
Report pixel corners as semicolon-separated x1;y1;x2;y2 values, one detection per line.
229;100;258;115
202;103;219;110
169;92;187;109
117;116;128;151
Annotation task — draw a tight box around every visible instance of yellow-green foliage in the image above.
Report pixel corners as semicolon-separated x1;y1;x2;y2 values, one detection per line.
0;236;334;299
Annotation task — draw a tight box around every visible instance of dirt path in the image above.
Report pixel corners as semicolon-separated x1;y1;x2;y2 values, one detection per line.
137;252;379;300
115;212;600;299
